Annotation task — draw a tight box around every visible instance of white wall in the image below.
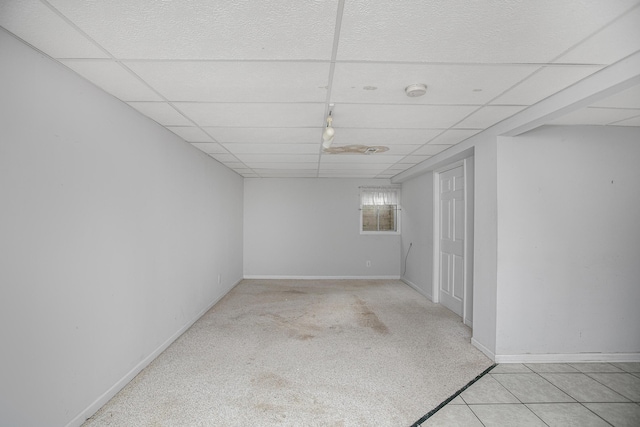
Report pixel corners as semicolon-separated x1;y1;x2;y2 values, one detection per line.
400;173;434;299
399;138;497;360
243;178;401;278
495;125;640;361
0;31;243;427
471;137;499;359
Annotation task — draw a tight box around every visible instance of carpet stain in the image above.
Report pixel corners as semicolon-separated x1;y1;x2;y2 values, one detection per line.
296;333;315;340
261;312;321;340
353;298;389;334
281;289;306;294
252;372;290;388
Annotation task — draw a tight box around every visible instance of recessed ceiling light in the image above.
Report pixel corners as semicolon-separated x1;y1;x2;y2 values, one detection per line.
405;83;427;97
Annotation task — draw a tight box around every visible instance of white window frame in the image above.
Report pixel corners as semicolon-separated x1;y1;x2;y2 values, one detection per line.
359;186;401;235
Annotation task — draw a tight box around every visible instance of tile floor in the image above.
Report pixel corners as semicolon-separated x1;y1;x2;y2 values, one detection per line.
419;362;640;427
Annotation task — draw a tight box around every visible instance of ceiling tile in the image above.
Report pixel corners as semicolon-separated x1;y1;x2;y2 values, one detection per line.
335;104;477;129
492;65;602;105
231;168;255;174
236;154;319;164
258;171;319;178
209;153;240;163
252;169;317;175
319;171;379;178
61;60;162;101
47;0;338;60
127;102;192;126
0;0;108;58
190;143;228;154
368;145;423;155
332;63;539;105
386;164;413;171
127;61;330;102
251;167;316;174
556;6;640;65
328;128;441;146
224;144;319;155
219;162;247;169
591;84;640;109
427;129;481;145
319;163;395;171
321;154;405;164
175;103;325;127
550;107;640;125
455;106;526;129
203;127;320;144
168;127;214;142
244;163;318;170
400;156;432;164
413;145;453;156
337;0;637;63
611;115;640;126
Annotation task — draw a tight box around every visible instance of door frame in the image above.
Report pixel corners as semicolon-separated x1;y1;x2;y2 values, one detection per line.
433;157;474;327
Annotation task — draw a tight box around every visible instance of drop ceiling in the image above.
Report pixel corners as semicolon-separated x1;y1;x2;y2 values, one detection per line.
1;0;639;178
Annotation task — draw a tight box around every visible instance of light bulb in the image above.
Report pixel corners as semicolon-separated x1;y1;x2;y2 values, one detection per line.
322;126;334;149
322;126;335;141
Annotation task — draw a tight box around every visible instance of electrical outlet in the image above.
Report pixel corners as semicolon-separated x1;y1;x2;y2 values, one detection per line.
366;260;371;267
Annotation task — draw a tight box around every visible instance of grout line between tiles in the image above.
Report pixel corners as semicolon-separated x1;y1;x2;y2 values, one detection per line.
583;371;639;402
465;405;488;427
575;401;616;426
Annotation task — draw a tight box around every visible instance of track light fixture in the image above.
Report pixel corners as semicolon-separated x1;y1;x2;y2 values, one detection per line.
322;105;335;149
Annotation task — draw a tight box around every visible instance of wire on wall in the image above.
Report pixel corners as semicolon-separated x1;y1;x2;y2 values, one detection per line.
402;242;412;277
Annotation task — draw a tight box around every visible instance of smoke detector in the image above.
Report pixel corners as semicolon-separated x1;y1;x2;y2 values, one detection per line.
405;83;427;97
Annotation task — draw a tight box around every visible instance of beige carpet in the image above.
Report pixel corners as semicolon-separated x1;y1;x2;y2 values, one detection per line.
83;279;492;426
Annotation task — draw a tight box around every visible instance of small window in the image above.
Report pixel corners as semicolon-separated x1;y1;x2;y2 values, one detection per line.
360;187;400;234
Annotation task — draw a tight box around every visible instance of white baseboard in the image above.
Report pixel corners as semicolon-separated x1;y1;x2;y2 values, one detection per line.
66;278;242;427
400;277;434;302
495;352;640;364
243;275;401;280
464;318;473;328
472;338;496;362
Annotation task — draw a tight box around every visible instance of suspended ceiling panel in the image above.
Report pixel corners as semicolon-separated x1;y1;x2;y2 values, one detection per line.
126;61;331;103
44;0;339;60
62;60;163;101
336;0;639;63
1;0;639;178
330;63;540;105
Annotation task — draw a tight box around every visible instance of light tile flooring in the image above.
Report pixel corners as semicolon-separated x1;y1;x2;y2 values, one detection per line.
420;362;640;427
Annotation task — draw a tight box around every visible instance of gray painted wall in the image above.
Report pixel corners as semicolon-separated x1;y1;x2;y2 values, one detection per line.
399;125;640;362
244;178;401;278
0;31;244;427
400;173;434;298
495;125;640;360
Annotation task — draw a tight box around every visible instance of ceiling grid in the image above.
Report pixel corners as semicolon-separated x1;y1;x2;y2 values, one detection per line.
1;0;639;178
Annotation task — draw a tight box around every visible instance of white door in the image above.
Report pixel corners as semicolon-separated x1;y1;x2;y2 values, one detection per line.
439;165;465;317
